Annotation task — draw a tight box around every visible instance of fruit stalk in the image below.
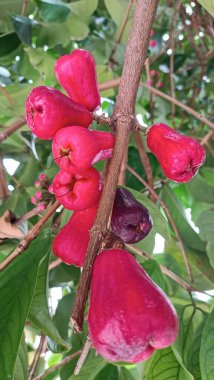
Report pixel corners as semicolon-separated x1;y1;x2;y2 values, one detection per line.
71;0;159;332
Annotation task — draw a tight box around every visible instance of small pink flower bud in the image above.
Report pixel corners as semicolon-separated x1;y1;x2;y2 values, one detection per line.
35;191;42;200
38;203;46;211
157;81;164;88
147;80;153;86
31;196;37;205
34;180;40;188
39;173;47;180
149;40;157;48
150;29;155;37
150;70;158;77
48;184;54;194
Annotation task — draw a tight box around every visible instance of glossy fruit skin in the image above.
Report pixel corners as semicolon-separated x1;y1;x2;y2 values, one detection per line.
52;167;102;211
52;126;114;171
52;207;97;266
25;86;92;140
111;188;153;243
88;249;178;363
147;123;206;183
55;49;100;111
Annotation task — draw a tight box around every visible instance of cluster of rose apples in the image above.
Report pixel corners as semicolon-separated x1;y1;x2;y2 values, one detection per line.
25;48;206;364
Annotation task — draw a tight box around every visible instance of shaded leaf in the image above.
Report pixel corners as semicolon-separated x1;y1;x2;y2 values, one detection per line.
14;334;28;380
197;209;214;242
35;0;70;22
200;306;214;379
0;230;50;379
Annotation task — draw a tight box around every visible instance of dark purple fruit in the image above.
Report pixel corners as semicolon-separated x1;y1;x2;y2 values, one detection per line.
111;188;153;243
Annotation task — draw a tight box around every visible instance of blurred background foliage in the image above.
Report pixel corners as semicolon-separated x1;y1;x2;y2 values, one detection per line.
0;0;214;379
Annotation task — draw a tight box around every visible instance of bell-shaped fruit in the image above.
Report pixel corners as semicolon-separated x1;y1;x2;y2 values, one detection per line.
88;249;178;363
52;167;102;211
55;49;100;111
52;126;114;171
111;188;152;243
52;207;97;266
147;123;206;183
25;86;92;140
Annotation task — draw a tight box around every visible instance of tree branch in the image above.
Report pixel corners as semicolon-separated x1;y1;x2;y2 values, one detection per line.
0;201;60;272
99;78;214;130
71;0;159;332
0;117;26;142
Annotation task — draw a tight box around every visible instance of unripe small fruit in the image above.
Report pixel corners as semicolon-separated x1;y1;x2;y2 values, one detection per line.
147;123;206;183
55;49;100;111
52;126;114;171
25;86;92;140
52;167;102;211
88;249;178;363
52;207;97;267
111;188;152;243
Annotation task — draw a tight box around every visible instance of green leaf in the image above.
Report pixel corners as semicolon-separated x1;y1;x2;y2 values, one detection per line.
104;0;133;27
197;0;214;17
68;351;106;380
64;13;89;40
118;366;138;380
126;186;170;240
68;0;98;17
0;32;20;57
54;292;75;341
197;209;214;242
12;15;35;45
142;259;166;291
206;241;214;269
0;0;34;33
97;65;115;98
25;47;56;84
14;334;28;380
172;305;204;369
200;306;214;379
49;262;80;287
145;347;193;380
161;185;205;252
0;230;50;379
35;0;70;22
28;245;70;351
0;82;34;117
94;364;119;380
185;174;214;204
187;319;207;380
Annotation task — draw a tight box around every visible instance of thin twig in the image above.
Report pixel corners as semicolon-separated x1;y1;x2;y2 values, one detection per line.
91;112;111;126
0;152;10;199
0;117;26;142
13;206;43;226
29;334;46;380
74;336;91;375
99;78;214;130
127;244;197;292
200;130;214;146
133;130;155;201
126;165;193;283
32;350;82;380
48;258;62;270
21;0;28;16
71;0;159;333
0;86;16;107
0;201;60;272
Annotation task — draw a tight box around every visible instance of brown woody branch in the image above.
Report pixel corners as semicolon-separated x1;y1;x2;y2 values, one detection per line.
32;350;82;380
99;78;214;130
0;201;60;272
71;0;159;332
133;130;155;201
127;165;193;283
0;117;26;142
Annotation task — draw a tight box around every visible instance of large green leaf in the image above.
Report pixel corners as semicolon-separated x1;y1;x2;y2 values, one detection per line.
68;0;98;17
141;259;166;291
104;0;133;27
0;82;34;117
161;185;205;252
187;319;207;380
12;15;36;45
25;47;56;84
206;241;214;269
185;174;214;204
0;32;20;57
35;0;70;22
0;230;50;379
200;306;214;380
145;347;193;380
94;364;119;380
198;0;214;17
197;209;214;242
14;334;28;380
28;246;70;351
